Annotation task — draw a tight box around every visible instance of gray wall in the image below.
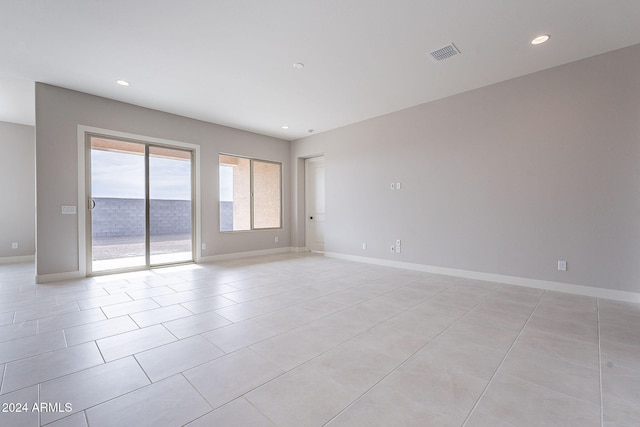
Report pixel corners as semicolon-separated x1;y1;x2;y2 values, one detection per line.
0;121;35;258
35;84;290;277
292;43;640;293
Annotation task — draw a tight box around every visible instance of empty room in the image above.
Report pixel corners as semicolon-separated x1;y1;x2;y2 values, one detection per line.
1;1;640;426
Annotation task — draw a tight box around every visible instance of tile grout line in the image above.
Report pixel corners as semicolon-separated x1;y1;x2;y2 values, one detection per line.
129;313;144;330
0;363;6;395
98;305;108;320
243;394;280;426
461;289;546;426
132;354;153;385
93;339;107;364
179;372;215;417
160;321;181;341
597;298;604;427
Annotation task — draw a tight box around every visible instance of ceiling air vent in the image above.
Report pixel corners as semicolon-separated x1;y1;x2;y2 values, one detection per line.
428;43;461;62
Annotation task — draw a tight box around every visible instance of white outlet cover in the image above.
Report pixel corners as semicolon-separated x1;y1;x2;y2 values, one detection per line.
395;245;402;253
396;239;401;246
390;246;395;252
12;242;18;249
362;243;367;250
396;182;401;189
275;236;279;242
201;243;207;250
390;183;396;190
558;260;567;271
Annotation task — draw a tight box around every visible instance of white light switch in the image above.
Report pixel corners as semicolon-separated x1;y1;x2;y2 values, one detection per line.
61;206;77;215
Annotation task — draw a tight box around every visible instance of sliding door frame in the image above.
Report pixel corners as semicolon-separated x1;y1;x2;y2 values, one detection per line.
78;126;201;277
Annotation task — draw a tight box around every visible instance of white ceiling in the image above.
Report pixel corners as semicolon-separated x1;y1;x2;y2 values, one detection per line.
1;0;639;140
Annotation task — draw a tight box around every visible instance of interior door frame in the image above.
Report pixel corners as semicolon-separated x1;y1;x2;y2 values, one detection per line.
78;126;201;277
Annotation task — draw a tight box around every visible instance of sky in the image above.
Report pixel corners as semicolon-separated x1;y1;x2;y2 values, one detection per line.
91;150;191;200
219;165;233;202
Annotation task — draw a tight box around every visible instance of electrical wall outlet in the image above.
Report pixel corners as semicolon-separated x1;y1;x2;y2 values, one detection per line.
201;243;207;250
396;182;401;190
390;246;395;252
557;260;567;271
396;239;401;246
395;245;401;253
362;243;367;250
275;236;279;243
390;183;396;190
11;242;18;249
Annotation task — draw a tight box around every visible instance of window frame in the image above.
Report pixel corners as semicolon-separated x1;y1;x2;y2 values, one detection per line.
219;153;283;232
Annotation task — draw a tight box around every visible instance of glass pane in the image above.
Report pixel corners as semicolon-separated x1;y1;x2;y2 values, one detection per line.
219;155;250;231
253;160;281;229
149;146;193;265
90;137;146;272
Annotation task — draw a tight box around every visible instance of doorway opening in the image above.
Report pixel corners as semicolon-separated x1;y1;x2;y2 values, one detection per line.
87;135;194;274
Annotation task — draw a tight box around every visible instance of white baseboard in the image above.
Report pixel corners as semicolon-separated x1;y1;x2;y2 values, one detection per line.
324;252;640;303
0;255;35;265
199;247;296;263
290;246;309;253
36;270;85;284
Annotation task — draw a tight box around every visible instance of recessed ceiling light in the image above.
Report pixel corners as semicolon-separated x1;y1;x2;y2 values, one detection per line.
292;63;304;69
282;125;289;129
531;34;550;45
116;79;130;86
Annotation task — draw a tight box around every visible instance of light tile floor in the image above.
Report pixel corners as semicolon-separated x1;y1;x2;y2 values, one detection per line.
0;253;639;426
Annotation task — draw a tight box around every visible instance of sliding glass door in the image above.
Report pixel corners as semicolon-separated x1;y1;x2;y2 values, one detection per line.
149;146;193;265
88;136;193;274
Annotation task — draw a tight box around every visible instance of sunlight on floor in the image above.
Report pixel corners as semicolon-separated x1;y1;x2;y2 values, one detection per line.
92;251;193;272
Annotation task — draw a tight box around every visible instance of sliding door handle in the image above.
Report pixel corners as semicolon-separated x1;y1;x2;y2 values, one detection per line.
88;198;96;210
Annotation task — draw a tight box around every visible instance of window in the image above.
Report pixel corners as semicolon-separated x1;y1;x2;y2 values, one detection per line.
219;154;282;231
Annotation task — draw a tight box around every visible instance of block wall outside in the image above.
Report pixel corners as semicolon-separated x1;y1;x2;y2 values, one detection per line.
220;201;233;232
91;198;192;238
